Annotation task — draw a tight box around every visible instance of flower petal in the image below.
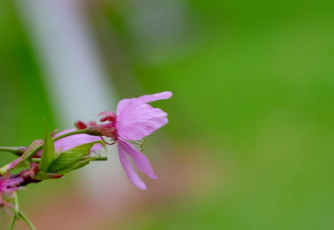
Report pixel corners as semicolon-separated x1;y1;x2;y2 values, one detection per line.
118;139;158;180
117;101;168;140
118;141;147;190
54;129;103;152
116;91;172;115
137;91;172;104
116;99;135;116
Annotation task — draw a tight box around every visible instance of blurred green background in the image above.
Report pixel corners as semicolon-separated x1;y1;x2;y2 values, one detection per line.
1;0;334;229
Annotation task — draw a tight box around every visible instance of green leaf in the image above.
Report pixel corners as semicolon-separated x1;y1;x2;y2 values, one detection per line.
15;160;30;169
38;127;54;172
53;159;90;174
47;141;104;174
54;155;108;174
34;171;63;180
20;140;43;162
54;147;63;160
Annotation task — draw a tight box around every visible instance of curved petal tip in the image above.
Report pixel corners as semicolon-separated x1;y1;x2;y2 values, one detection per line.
137;91;173;104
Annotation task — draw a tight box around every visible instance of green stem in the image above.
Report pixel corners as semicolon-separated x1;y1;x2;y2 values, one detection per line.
8;192;20;230
53;129;89;142
0;147;24;156
8;193;37;230
91;157;108;161
0;129;95;175
14;192;20;217
8;216;16;230
0;129;90;159
82;156;108;161
19;211;37;230
31;156;107;162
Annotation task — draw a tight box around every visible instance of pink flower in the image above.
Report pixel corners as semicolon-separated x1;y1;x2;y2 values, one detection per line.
0;173;22;215
83;91;172;189
0;173;22;195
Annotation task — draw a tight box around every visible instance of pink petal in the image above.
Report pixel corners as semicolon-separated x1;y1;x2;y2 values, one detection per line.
116;98;135;116
54;129;103;152
118;141;147;190
137;91;172;103
118;139;158;180
116;91;172;115
7;177;23;187
117;101;168;140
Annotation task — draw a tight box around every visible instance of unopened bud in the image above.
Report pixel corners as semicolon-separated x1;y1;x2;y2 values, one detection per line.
75;121;88;130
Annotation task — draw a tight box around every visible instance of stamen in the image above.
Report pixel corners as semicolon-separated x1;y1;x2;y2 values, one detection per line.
130;139;146;152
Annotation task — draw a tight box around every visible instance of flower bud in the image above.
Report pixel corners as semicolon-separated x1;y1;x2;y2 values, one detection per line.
74;120;88;130
86;124;116;138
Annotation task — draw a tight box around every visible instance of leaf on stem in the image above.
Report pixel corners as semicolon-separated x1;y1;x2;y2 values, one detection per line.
38;127;54;173
47;141;105;174
20;140;43;162
34;171;63;180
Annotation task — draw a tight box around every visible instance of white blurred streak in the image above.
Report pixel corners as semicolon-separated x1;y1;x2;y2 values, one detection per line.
16;0;128;202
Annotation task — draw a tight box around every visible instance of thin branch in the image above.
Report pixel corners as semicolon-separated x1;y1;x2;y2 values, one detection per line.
19;211;37;230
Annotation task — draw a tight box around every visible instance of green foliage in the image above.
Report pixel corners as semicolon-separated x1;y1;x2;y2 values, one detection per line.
34;171;61;181
51;159;90;175
20;141;43;162
38;127;54;172
14;160;30;170
47;141;105;174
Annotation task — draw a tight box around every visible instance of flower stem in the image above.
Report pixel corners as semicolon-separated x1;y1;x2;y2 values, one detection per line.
91;157;108;161
0;147;24;156
31;156;107;162
14;192;20;217
19;211;37;230
53;129;89;142
81;156;108;161
7;193;37;230
0;129;90;158
8;192;20;230
8;216;16;230
0;129;94;175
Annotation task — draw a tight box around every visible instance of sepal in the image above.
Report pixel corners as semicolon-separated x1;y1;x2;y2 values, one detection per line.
38;127;54;172
34;171;63;180
47;141;105;174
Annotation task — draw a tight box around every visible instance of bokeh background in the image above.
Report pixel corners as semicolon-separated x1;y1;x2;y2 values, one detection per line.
1;0;334;229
